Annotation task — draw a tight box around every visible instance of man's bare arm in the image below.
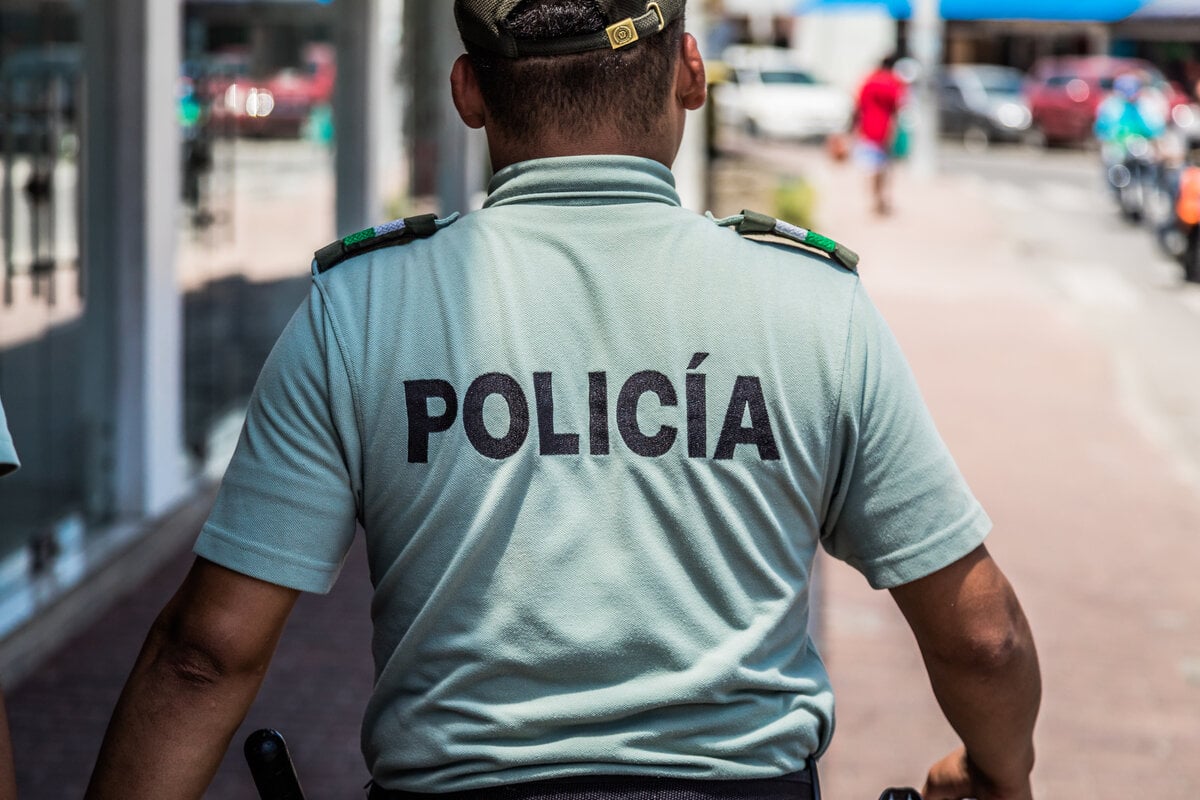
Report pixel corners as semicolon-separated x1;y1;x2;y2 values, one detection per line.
0;692;18;800
889;544;1041;800
86;557;299;800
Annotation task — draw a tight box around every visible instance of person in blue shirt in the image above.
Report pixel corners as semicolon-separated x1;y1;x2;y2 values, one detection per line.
0;395;21;799
1094;72;1168;145
0;395;18;478
1095;72;1170;219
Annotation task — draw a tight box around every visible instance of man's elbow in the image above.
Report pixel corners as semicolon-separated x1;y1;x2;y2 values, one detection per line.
143;607;271;690
152;632;234;688
133;557;298;693
931;595;1038;677
947;618;1032;675
894;547;1040;678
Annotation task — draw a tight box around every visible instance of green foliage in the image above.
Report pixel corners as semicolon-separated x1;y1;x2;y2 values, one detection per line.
773;177;817;232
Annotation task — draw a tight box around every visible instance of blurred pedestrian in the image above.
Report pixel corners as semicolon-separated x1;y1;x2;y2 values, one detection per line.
850;53;906;216
0;394;21;800
1094;71;1168;149
86;2;1039;799
1095;71;1170;221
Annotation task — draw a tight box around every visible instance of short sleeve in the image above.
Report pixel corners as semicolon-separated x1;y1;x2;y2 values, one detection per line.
0;396;19;477
821;282;990;589
194;285;362;593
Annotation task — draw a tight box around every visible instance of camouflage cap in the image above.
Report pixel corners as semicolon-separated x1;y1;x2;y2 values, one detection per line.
455;0;685;58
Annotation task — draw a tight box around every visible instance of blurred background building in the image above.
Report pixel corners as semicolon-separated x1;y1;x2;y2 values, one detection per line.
0;0;456;679
2;0;1199;681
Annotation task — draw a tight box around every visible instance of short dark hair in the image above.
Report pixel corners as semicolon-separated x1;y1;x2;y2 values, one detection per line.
464;0;685;142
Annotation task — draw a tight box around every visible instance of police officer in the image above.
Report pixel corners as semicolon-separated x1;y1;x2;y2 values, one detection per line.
87;2;1040;799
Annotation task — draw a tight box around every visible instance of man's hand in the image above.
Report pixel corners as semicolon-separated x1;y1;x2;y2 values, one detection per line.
86;557;299;800
922;746;1033;800
890;545;1040;800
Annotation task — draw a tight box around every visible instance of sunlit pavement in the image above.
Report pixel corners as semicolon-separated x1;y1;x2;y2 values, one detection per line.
8;139;1200;798
714;139;1200;798
179;138;338;291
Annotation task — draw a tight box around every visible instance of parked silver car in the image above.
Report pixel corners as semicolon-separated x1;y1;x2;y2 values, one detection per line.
938;64;1033;150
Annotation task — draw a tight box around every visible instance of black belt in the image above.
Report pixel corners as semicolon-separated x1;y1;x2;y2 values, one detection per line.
368;765;817;800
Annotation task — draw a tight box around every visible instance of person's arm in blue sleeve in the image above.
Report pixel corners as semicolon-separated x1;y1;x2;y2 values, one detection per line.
1139;97;1168;139
1094;97;1118;141
0;396;20;800
0;395;19;477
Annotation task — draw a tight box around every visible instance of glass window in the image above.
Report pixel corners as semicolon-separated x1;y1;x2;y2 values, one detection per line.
759;70;817;86
976;71;1025;97
179;12;337;474
0;2;87;570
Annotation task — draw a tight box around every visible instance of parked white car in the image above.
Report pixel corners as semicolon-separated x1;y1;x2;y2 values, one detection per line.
711;47;853;141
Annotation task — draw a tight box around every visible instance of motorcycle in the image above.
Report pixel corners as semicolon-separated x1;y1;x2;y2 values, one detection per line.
1154;132;1200;284
1104;134;1158;223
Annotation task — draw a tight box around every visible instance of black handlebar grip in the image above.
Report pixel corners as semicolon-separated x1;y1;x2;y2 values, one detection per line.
244;728;306;800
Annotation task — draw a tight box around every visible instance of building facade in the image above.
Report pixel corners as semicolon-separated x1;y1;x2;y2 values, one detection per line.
0;0;411;672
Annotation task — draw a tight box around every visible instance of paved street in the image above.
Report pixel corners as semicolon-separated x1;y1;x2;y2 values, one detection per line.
7;137;1200;798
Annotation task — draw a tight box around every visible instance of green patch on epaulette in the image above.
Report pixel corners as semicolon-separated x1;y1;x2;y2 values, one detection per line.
312;212;461;275
343;228;376;248
707;209;859;273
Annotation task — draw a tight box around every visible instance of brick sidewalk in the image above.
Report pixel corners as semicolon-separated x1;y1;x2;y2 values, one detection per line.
7;529;375;799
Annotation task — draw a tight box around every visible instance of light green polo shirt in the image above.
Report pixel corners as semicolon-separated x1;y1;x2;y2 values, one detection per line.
195;155;989;792
0;396;19;477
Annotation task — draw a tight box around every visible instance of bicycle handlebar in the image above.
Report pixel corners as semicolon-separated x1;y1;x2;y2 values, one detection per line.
245;728;306;800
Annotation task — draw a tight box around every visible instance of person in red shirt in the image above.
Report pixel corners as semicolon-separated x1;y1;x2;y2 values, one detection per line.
851;54;906;215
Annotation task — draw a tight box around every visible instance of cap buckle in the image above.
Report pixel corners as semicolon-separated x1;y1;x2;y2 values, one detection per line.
605;3;666;50
647;2;665;32
606;18;639;49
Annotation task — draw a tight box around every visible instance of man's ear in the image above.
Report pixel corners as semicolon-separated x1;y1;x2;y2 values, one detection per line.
675;33;707;111
451;54;487;129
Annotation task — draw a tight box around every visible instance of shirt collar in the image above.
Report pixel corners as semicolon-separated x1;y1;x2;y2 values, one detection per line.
483;155;681;209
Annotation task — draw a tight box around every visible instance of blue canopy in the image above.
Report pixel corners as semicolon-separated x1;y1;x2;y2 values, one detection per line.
795;0;1147;22
1130;0;1200;18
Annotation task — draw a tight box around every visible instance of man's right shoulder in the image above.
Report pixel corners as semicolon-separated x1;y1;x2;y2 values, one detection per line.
706;209;860;274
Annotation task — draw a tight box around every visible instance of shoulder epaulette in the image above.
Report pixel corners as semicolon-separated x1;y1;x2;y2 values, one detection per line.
707;209;859;273
312;212;461;275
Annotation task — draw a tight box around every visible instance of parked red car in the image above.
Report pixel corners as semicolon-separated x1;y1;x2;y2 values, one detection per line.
1026;55;1187;146
203;43;335;138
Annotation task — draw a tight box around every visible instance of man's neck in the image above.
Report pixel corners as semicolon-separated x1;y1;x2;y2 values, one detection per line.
487;128;677;173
